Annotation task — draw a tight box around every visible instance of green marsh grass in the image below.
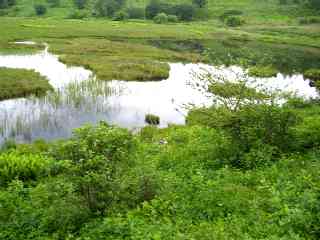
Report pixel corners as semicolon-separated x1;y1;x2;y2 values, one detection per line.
0;67;53;100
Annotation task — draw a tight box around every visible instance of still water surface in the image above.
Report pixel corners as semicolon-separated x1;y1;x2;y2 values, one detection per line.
0;45;318;144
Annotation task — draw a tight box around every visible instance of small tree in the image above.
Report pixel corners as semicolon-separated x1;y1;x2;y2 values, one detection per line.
74;0;87;9
192;0;208;8
34;4;47;15
173;4;195;21
308;0;320;9
146;0;161;19
153;12;168;24
189;68;299;169
94;0;126;17
127;7;145;19
0;0;8;9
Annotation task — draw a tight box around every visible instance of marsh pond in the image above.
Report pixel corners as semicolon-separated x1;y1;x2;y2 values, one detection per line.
0;44;318;144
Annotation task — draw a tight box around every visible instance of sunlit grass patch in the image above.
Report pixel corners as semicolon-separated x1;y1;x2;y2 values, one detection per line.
0;67;53;100
54;38;198;81
0;41;44;54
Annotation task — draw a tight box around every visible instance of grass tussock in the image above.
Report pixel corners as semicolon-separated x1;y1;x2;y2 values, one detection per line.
0;67;53;100
248;65;278;78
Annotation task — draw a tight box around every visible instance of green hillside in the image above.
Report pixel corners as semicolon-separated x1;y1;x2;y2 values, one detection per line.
1;0;316;22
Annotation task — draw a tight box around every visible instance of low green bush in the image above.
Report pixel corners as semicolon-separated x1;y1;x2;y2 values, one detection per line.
113;11;129;21
0;152;55;186
139;125;158;142
220;9;243;21
153;12;168;24
50;122;135;162
248;65;278;78
292;116;320;150
194;7;209;20
167;14;178;23
67;10;88;19
127;7;145;19
304;68;320;80
145;114;160;125
298;16;320;25
172;4;196;21
225;16;244;27
187;104;299;169
34;4;47;16
0;102;320;239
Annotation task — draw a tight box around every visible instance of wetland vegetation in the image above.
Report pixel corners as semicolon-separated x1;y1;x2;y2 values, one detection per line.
0;67;53;100
0;0;320;239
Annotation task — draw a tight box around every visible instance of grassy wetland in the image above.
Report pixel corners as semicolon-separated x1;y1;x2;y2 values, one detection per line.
0;0;320;239
0;67;53;100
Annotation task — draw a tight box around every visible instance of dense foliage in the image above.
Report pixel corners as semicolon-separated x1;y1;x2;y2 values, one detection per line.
0;0;320;238
1;72;320;238
0;0;15;9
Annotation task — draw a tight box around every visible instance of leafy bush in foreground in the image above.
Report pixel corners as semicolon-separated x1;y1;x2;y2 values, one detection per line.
0;97;320;239
0;152;55;187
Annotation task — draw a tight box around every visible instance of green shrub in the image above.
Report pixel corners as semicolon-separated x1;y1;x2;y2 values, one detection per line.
146;0;170;19
192;0;208;8
172;4;196;21
298;16;320;24
34;4;47;15
225;16;244;27
239;142;278;169
67;9;88;19
220;9;243;21
139;125;158;142
0;0;15;9
74;0;87;9
194;7;209;20
145;114;160;124
153;12;168;24
113;10;129;21
0;152;55;186
229;105;299;152
167;14;178;22
0;9;8;15
188;104;299;169
94;0;126;17
304;69;320;80
248;65;278;78
162;125;234;170
307;0;320;10
127;7;145;19
292;116;320;150
50;122;135;162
